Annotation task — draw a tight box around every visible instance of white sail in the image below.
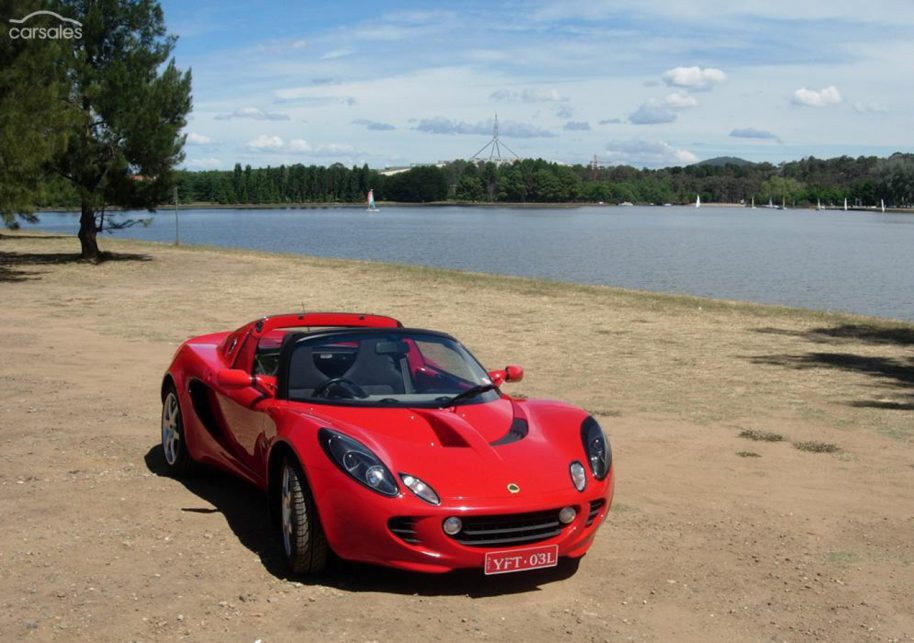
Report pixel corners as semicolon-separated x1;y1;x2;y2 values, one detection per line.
695;194;701;208
844;198;848;211
881;198;885;213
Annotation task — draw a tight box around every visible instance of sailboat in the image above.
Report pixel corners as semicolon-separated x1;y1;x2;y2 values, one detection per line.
367;189;379;212
751;197;756;209
695;194;701;208
881;198;885;213
816;198;823;211
843;198;848;211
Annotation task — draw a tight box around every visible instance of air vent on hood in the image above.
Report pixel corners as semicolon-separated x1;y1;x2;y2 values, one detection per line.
490;418;529;446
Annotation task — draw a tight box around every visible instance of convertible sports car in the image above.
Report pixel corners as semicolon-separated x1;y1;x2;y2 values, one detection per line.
161;312;614;575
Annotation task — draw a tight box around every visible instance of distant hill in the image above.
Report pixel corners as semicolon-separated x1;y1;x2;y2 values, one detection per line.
693;156;755;168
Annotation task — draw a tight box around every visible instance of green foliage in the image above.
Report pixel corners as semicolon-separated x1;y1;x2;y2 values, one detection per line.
0;2;71;227
54;0;192;259
738;429;784;442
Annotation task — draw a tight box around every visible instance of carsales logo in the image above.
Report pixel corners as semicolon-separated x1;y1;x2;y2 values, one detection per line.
8;10;82;39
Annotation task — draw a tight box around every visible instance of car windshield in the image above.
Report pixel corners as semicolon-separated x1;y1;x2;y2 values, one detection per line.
283;329;498;407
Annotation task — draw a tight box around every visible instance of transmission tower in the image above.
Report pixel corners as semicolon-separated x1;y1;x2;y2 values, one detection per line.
470;114;520;165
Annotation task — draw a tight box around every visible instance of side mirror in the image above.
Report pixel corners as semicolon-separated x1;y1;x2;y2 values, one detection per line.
505;365;524;383
217;368;253;389
487;365;524;385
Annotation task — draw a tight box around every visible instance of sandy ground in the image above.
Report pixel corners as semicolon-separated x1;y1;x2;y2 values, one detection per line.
1;232;913;642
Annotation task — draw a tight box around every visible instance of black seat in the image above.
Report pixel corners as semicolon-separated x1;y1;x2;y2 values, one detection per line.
343;338;407;395
282;333;331;398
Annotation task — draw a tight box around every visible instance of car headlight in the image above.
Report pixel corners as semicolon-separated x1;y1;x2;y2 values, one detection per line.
580;417;611;480
400;473;440;505
318;429;399;497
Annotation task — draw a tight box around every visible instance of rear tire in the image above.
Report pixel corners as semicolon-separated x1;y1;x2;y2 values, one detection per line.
279;458;329;574
161;385;196;476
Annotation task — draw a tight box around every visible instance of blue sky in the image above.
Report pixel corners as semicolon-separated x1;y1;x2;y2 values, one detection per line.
162;0;914;170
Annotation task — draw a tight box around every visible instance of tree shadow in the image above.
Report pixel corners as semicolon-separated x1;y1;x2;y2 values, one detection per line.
750;323;914;410
0;248;151;281
143;445;581;596
754;324;914;346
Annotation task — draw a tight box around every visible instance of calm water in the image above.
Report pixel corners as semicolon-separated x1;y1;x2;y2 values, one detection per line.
32;206;914;321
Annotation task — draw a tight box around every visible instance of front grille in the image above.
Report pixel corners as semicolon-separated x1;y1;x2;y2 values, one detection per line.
448;509;565;547
388;517;421;544
586;499;605;526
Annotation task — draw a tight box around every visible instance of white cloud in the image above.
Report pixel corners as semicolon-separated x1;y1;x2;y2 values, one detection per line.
414;117;556;138
215;107;290;121
321;48;354;60
661;66;726;90
630;101;677;125
490;88;567;102
186;132;214;145
664;91;699;109
286;139;312;153
730;128;780;141
245;136;356;158
352;119;396;131
185;157;222;170
792;86;842;107
246;134;284;150
605;139;697;168
853;101;888;114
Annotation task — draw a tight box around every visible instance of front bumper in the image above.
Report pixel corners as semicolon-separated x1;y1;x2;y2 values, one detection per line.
311;464;615;573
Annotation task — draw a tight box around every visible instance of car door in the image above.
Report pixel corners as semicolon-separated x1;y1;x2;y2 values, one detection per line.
210;381;271;485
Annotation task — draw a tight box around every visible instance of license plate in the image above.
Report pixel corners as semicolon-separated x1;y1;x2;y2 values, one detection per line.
484;544;559;575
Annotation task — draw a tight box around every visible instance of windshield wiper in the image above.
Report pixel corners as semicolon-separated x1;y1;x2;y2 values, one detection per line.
439;383;498;408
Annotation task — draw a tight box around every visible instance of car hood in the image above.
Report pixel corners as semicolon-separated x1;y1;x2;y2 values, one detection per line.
294;397;588;501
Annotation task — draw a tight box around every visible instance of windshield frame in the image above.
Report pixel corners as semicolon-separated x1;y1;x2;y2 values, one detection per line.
276;327;500;408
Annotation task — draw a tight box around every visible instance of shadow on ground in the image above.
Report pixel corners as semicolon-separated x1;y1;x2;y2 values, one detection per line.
0;247;151;282
144;445;580;596
751;324;914;411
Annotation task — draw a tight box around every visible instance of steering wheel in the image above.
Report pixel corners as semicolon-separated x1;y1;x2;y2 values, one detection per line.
312;377;368;399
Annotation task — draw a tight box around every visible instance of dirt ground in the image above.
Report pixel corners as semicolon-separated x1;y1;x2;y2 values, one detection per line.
1;232;912;642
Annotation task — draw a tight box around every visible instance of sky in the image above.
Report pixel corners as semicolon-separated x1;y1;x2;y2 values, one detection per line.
160;0;914;170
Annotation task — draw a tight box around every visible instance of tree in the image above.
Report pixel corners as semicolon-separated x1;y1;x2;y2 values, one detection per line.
54;0;191;261
0;3;71;227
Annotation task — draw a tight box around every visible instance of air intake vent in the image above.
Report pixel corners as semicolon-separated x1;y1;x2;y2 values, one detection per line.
490;418;529;446
388;517;421;544
586;499;605;526
446;509;565;547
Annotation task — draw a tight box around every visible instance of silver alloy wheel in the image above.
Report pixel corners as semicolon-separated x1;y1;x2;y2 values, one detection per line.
281;465;293;557
161;392;181;465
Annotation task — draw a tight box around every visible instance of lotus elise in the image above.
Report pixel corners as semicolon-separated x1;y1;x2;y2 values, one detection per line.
160;313;614;575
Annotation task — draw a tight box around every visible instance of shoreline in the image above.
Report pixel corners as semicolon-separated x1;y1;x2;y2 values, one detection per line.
36;201;914;213
4;229;912;325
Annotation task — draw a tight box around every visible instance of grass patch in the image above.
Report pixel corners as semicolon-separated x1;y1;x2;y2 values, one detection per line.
736;451;761;458
738;429;784;442
826;551;859;565
794;440;841;454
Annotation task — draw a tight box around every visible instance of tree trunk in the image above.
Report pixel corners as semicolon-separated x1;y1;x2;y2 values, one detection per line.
78;203;100;262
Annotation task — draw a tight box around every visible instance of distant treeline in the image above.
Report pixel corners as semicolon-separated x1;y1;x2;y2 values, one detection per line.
37;153;914;208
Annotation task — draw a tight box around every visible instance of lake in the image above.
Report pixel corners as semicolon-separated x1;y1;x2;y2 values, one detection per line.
31;205;914;321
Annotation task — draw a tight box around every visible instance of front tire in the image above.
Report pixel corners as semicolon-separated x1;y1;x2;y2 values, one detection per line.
280;458;328;574
161;386;196;476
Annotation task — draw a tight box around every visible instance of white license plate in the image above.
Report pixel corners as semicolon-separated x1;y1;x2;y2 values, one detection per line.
484;544;559;575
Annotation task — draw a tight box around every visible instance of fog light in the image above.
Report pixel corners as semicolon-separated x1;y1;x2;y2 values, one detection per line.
442;516;462;535
570;461;586;491
558;506;577;524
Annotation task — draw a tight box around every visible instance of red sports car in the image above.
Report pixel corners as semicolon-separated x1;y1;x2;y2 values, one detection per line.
160;313;614;575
